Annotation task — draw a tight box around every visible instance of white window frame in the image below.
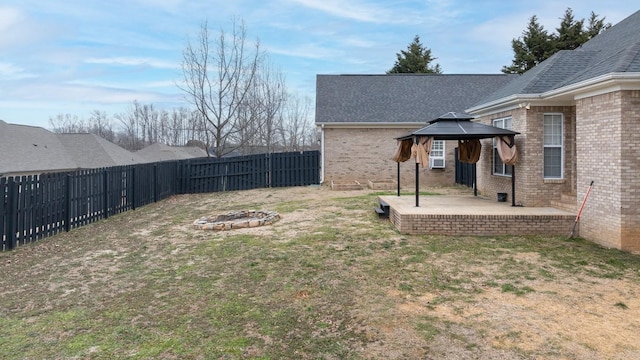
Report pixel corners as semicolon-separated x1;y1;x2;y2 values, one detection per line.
543;113;564;179
429;140;445;169
493;117;512;176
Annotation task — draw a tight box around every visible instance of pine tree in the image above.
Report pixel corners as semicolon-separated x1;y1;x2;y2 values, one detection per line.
502;16;554;74
502;9;610;74
585;11;611;40
554;8;585;51
387;35;442;74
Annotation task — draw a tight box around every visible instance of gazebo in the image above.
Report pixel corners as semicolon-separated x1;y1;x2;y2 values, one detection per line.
393;112;520;206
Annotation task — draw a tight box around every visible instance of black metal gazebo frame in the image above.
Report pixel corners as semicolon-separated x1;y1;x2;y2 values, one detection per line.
395;112;520;207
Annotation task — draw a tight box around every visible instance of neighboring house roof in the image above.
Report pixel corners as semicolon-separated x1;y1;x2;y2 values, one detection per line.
57;133;145;168
0;120;206;177
135;143;208;162
0;120;77;176
473;10;640;107
315;74;517;124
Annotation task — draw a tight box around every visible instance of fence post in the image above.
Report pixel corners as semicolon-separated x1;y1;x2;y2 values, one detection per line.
65;174;72;232
131;166;137;210
6;178;17;250
103;169;109;219
153;164;158;203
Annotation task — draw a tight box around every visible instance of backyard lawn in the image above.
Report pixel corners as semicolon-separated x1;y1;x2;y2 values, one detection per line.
1;186;639;359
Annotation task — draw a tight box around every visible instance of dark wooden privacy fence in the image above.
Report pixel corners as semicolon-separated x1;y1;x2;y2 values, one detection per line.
1;151;319;251
178;151;321;193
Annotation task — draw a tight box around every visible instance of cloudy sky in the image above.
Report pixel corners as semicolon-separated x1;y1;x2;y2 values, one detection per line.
1;1;637;128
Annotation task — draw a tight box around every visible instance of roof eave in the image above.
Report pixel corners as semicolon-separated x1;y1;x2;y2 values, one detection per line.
316;122;427;129
468;72;640;116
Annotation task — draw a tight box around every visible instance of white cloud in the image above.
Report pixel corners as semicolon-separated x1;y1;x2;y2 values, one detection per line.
85;56;179;69
0;6;22;32
0;62;36;79
287;0;426;24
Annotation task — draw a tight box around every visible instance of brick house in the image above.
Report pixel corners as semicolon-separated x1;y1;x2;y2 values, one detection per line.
467;10;640;251
315;10;640;251
315;74;515;187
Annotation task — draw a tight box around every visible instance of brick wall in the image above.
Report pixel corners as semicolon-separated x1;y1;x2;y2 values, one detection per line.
475;106;576;206
390;208;575;236
322;126;458;187
576;91;624;249
619;90;640;251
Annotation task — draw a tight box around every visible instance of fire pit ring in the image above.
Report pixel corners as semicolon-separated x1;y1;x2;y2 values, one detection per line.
193;210;280;231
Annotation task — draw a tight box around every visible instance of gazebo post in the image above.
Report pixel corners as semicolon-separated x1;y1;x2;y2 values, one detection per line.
397;162;400;197
415;162;419;207
414;136;420;207
473;163;477;196
511;165;516;206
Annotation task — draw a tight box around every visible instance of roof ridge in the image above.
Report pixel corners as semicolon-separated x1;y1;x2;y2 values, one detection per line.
613;40;640;72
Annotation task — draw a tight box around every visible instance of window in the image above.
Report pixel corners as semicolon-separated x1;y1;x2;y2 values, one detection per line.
493;117;512;176
543;114;563;178
429;140;445;168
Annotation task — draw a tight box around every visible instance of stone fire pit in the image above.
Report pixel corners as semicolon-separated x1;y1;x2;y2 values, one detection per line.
193;210;280;231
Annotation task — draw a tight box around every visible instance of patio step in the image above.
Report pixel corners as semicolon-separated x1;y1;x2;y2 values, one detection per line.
374;199;390;219
551;193;577;213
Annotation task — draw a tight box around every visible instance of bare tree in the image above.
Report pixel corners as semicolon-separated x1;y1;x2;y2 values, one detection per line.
49;113;88;133
87;110;115;142
279;94;315;151
179;19;261;157
255;61;287;153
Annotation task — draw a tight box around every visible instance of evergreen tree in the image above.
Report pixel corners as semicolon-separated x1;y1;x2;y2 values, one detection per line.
585;11;611;40
387;35;442;74
502;9;610;74
554;8;585;51
502;15;554;74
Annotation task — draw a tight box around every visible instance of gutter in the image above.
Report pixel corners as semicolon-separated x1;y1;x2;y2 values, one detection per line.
467;72;640;115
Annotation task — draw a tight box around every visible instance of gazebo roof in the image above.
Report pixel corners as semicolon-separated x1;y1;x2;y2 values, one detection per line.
397;112;520;140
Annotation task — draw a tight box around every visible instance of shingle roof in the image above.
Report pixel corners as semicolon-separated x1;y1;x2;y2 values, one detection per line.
135;143;208;162
58;133;145;168
315;74;516;124
0;120;205;176
475;10;640;105
0;120;77;175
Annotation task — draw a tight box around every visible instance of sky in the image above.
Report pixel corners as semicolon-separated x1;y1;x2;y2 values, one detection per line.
1;1;638;129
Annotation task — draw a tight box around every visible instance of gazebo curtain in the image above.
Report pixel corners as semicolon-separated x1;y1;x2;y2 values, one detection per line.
457;139;482;164
496;136;518;165
395;136;517;165
392;137;432;167
392;138;413;163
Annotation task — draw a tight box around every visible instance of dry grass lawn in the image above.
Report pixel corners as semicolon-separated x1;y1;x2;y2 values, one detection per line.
1;186;640;359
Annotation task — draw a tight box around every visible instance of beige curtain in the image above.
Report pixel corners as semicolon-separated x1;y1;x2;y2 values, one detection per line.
392;139;413;163
412;136;432;168
458;139;482;164
496;136;518;165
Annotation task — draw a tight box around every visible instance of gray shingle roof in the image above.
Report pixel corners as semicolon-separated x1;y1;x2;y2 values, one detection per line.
315;74;516;124
58;133;146;168
0;120;77;175
135;143;208;162
0;120;206;176
475;10;640;105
